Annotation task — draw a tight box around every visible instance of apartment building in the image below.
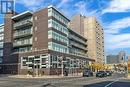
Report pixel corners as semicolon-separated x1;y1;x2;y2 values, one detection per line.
0;24;4;64
106;55;119;64
0;6;94;75
118;51;126;63
69;15;105;64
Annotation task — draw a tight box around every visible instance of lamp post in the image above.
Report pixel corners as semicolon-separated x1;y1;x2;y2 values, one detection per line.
61;60;64;77
60;56;66;77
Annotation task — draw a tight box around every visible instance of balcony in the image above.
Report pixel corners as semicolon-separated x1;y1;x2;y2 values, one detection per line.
68;35;86;45
14;29;32;39
13;39;32;47
14;18;32;29
0;44;3;49
70;42;86;50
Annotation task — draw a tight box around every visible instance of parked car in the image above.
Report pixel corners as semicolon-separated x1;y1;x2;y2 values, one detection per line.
106;71;112;76
96;71;107;77
83;70;93;77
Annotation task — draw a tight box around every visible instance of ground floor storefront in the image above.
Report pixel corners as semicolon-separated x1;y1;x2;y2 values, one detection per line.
0;50;94;75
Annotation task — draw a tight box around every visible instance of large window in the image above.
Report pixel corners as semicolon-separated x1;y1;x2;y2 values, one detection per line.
14;38;32;46
14;16;32;28
14;46;32;52
48;42;68;53
21;55;49;69
48;30;68;44
0;26;4;33
0;50;3;57
48;8;69;25
14;27;32;37
0;34;4;41
48;19;68;35
0;42;3;48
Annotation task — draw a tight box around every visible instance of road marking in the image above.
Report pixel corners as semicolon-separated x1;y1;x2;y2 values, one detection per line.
104;78;123;87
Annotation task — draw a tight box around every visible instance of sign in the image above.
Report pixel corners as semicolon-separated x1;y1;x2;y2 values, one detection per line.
0;0;14;14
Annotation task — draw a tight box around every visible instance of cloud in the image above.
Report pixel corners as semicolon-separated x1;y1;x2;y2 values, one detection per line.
74;0;100;17
105;33;130;50
102;0;130;14
57;0;70;8
105;17;130;34
104;17;130;51
75;1;87;16
15;0;51;11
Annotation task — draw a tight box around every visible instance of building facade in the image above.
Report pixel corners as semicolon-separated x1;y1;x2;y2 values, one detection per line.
69;15;105;63
0;6;94;75
128;55;130;61
106;51;126;64
118;51;126;63
106;55;119;64
0;24;4;64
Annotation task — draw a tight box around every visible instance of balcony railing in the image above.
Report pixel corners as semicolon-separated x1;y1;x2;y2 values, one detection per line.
13;39;32;47
14;29;32;38
69;35;86;45
14;18;32;28
70;42;86;50
0;44;3;49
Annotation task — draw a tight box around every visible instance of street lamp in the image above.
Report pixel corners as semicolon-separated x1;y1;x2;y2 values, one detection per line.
59;56;66;77
61;59;64;77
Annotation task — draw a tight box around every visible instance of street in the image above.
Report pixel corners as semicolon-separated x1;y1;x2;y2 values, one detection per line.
0;73;129;87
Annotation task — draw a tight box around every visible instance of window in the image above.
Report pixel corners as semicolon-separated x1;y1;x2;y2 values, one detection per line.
0;34;4;41
48;19;68;35
34;37;37;41
48;42;52;49
14;27;32;37
14;38;32;46
48;20;52;27
35;16;37;20
48;30;68;44
48;30;52;38
15;46;32;52
48;8;69;25
0;42;3;48
35;27;37;31
48;8;52;17
48;42;68;53
0;50;3;56
0;26;4;33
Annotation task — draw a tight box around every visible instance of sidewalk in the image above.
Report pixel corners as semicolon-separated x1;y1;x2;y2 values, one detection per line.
126;75;130;79
8;73;83;79
122;74;130;79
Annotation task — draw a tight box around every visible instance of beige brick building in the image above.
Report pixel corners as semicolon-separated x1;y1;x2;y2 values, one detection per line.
69;14;105;63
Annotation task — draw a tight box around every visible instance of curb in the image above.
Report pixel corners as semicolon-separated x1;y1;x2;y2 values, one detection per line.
8;75;82;79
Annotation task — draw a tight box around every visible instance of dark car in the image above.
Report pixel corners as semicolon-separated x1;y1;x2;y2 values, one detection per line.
106;71;112;76
96;71;107;77
83;70;93;77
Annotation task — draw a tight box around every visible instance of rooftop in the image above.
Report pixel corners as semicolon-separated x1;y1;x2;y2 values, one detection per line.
11;11;32;20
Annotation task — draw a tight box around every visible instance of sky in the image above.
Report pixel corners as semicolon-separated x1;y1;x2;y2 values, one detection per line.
0;0;130;56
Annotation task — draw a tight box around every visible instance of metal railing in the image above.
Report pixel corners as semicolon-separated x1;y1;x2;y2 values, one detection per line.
14;18;32;28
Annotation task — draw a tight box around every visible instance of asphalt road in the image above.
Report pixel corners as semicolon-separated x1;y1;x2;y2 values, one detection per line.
0;73;129;87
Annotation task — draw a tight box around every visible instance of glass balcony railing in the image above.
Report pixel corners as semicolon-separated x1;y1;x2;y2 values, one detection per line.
13;39;32;47
69;35;86;45
14;18;32;28
70;42;86;50
13;29;32;38
0;44;3;48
